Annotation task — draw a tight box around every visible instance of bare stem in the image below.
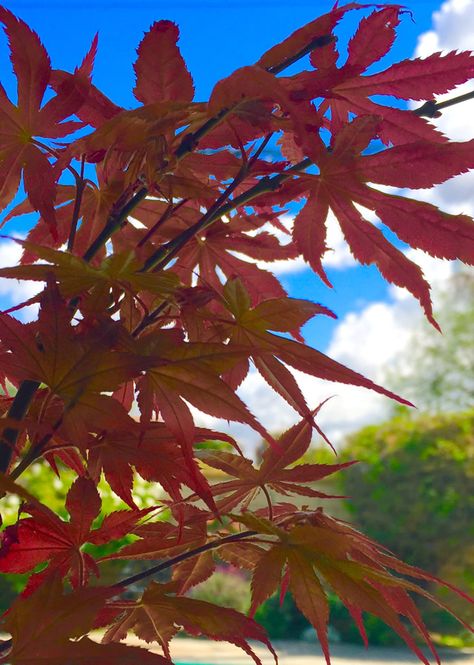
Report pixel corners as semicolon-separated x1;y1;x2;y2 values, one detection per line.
413;89;474;117
114;529;257;590
67;157;86;252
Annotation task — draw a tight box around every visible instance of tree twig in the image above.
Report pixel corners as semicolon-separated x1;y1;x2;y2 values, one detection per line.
140;158;312;273
114;529;258;590
413;89;474;117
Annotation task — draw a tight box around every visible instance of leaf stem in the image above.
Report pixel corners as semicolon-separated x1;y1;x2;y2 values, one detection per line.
0;380;40;474
266;35;335;75
82;186;148;262
261;484;274;521
67;157;86;252
114;529;257;590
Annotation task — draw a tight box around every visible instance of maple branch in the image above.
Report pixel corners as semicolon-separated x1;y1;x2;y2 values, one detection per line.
67;156;86;252
82;186;149;263
0;380;40;474
413;89;474;117
266;34;334;75
137;198;189;249
9;411;66;481
140;157;312;273
114;529;258;590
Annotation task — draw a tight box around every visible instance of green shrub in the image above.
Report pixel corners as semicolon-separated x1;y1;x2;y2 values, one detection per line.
254;592;310;640
190;568;251;613
339;410;474;638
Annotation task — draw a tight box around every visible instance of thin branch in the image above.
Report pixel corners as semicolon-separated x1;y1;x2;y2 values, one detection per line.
267;34;335;75
140;157;312;273
10;401;73;480
82;186;148;262
0;380;40;474
248;132;274;165
67;156;86;252
114;529;257;590
413;89;474;117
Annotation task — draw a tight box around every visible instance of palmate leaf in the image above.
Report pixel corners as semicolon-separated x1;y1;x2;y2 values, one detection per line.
103;504;210;562
220;278;412;417
0;282;147;402
0;7;93;235
102;580;277;665
0;576;169;664
0;239;180;303
199;413;353;513
0;477;151;590
292;6;474;144
85;421;228;508
230;511;473;665
293;116;474;326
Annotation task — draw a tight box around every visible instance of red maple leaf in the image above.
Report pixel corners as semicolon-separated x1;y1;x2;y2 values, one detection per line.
0;477;151;590
0;8;93;236
292;116;474;325
286;6;474;144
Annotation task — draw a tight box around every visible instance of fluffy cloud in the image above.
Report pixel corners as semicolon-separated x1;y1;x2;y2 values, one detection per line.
251;210;356;276
0;240;41;321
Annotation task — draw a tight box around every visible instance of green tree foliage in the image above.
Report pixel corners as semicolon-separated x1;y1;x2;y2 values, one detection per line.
339;410;474;637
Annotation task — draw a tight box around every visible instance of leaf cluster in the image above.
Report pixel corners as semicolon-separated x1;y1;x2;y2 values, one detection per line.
0;4;473;664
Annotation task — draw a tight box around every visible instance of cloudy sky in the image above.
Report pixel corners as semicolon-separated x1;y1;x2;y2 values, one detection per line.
0;0;472;452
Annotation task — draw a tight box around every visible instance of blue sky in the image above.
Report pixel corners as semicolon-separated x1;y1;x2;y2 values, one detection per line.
0;0;472;448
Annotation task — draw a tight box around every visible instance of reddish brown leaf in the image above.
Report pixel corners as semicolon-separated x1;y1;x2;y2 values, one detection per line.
134;20;194;104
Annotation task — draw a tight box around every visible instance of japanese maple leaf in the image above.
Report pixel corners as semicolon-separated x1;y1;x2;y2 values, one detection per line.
199;413;354;513
136;330;275;450
0;282;147;406
101;580;277;665
85;421;230;508
287;6;474;145
0;239;179;306
0;575;170;664
220;278;411;416
0;8;94;235
103;504;209;562
0;476;152;589
232;511;472;665
172;217;295;305
293;116;474;325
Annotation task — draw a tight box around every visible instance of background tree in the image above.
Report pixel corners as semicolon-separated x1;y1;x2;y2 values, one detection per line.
387;269;474;413
339;410;474;639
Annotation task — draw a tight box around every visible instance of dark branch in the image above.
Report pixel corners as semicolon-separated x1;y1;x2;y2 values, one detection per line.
114;529;257;590
413;89;474;117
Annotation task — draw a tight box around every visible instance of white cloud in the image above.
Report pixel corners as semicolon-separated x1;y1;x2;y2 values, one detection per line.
0;240;41;321
252;210;357;276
